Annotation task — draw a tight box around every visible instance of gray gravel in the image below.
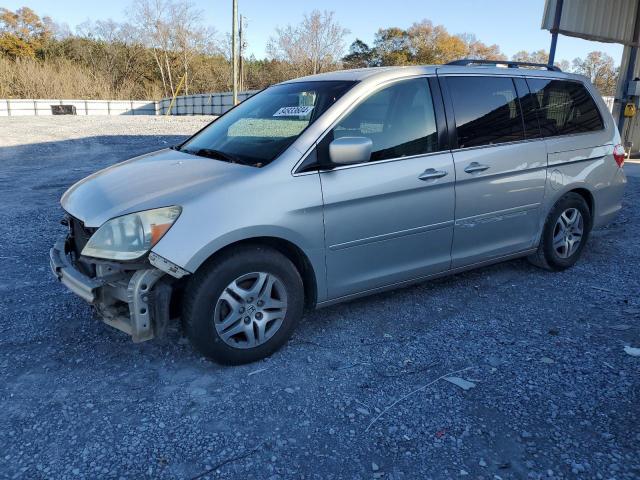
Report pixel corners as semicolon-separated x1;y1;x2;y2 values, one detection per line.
0;116;639;479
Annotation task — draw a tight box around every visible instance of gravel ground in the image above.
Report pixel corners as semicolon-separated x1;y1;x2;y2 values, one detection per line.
0;116;639;480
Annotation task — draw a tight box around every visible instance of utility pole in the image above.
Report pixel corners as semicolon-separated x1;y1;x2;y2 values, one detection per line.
239;14;244;93
232;0;238;105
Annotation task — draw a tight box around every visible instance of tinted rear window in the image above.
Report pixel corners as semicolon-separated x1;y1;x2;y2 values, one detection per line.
448;76;524;149
526;79;604;137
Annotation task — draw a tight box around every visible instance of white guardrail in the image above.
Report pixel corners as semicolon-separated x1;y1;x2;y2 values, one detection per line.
1;92;614;117
0;99;157;116
158;91;258;115
0;91;258;117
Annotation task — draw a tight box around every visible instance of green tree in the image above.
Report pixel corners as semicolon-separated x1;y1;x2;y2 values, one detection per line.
0;32;34;58
372;20;504;67
0;7;52;58
408;21;466;64
572;51;618;96
342;39;373;68
373;27;410;65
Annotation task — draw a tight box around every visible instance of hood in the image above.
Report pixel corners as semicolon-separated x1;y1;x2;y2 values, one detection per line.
61;148;250;227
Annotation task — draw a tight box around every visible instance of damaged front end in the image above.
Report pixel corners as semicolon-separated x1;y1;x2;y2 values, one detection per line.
50;216;188;342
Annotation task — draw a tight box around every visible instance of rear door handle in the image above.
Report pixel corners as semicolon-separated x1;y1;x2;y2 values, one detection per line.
464;162;490;173
418;168;448;181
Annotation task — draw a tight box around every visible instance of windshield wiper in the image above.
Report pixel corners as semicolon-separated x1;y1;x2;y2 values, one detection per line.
189;148;249;165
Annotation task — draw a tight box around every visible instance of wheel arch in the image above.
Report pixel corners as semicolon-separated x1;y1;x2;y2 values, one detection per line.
535;183;596;247
547;183;596;222
568;186;595;221
191;235;319;309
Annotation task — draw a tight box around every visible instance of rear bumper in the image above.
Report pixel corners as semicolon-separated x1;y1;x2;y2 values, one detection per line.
49;237;172;342
593;166;627;229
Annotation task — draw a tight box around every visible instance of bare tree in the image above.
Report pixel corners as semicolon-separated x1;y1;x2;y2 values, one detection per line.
132;0;172;95
457;33;504;61
512;49;549;64
511;49;571;71
267;10;349;76
75;19;149;96
132;0;216;97
171;1;216;95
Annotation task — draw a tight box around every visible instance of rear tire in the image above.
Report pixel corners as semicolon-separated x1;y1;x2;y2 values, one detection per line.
528;192;592;271
183;245;304;365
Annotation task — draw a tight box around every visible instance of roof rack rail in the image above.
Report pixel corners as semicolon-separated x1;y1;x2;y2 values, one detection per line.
446;59;562;72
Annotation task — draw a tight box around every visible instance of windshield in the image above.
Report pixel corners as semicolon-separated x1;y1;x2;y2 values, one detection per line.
179;80;356;167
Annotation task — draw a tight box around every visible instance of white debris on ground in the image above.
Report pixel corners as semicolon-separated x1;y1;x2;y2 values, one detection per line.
443;376;477;390
624;346;640;357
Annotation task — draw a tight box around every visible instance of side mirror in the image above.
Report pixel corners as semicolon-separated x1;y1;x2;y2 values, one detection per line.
329;136;373;165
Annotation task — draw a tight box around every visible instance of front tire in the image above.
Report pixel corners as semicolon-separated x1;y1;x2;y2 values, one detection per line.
529;192;592;271
183;245;304;365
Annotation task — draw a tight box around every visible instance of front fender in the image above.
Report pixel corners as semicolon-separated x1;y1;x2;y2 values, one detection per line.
159;225;326;304
184;225;322;274
150;169;327;301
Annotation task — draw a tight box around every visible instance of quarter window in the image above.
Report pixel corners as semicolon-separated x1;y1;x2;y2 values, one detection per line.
330;78;438;162
526;79;604;136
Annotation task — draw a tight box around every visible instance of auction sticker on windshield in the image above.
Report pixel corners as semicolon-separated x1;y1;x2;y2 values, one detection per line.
273;106;314;117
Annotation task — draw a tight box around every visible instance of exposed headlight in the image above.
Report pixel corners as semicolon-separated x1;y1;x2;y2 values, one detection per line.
81;206;181;261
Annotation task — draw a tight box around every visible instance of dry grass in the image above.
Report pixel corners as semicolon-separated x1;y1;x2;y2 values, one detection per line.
0;57;151;100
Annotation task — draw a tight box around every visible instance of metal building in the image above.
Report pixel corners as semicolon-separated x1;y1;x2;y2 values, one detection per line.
542;0;640;153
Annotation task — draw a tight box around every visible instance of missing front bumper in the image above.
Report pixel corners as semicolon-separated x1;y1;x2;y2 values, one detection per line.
50;240;101;302
49;238;172;342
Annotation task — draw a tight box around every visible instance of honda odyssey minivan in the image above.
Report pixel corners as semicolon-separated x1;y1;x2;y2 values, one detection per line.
51;60;627;364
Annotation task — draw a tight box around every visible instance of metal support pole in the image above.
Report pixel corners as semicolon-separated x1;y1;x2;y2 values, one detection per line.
617;2;640;131
548;0;564;66
232;0;238;105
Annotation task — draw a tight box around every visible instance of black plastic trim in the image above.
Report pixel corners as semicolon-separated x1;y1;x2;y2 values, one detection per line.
428;77;450;152
436;75;458;150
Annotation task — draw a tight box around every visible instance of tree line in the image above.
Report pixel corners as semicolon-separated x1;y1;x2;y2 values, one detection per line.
0;3;619;100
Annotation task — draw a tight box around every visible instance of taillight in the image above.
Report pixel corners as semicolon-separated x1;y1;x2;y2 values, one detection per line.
613;144;626;167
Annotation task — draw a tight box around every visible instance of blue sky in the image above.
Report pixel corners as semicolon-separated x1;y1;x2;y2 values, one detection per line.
5;0;624;65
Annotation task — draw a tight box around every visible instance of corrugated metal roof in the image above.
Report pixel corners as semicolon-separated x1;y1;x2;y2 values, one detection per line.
542;0;639;46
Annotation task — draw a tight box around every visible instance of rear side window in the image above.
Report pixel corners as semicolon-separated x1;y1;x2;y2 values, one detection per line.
448;76;524;149
526;79;604;137
331;78;438;162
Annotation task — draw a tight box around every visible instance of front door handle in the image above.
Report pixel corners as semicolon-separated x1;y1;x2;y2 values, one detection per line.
464;162;490;174
418;168;448;181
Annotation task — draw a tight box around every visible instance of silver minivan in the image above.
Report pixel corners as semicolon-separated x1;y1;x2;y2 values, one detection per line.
51;60;627;364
